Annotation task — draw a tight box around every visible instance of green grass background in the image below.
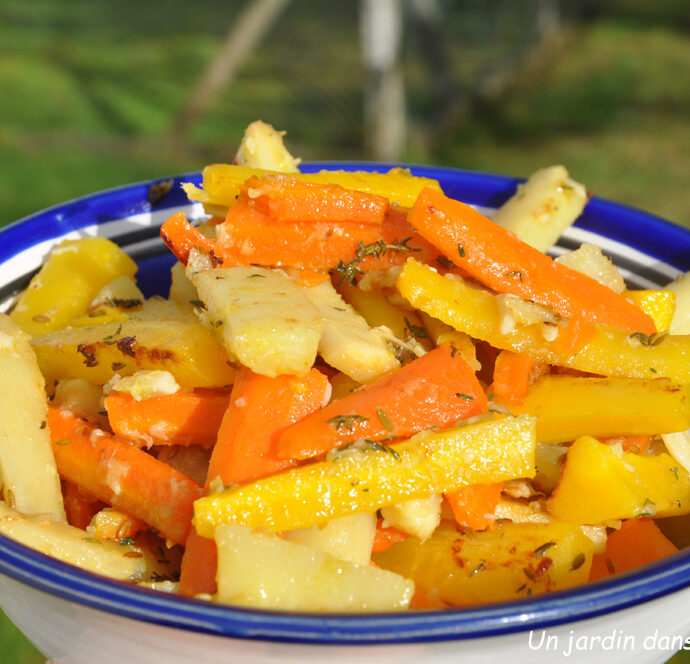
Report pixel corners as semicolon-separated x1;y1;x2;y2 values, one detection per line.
0;1;688;661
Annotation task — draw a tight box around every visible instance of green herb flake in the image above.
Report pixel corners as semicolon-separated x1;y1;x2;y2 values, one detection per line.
534;541;555;559
457;244;466;258
505;270;524;282
39;420;46;429
327;414;368;431
190;299;207;310
119;536;135;546
436;255;456;269
671;467;680;480
629;331;668;347
54;439;72;446
605;557;615;574
332;238;420;286
469;561;486;577
363;439;401;461
455;393;474;401
403;317;428;342
247;273;266;279
571;552;586;571
376;407;393;432
103;323;123;345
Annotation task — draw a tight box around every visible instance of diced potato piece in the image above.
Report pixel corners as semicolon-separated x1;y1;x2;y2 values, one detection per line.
492;165;587;252
625;289;676;333
556;244;625;294
193;415;535;536
189;266;323;377
0;315;65;521
215;523;413;611
10;237;137;337
508;375;690;444
284;513;376;566
397;258;690;383
373;521;593;606
32;319;235;390
0;502;153;581
380;494;442;540
668;272;690;334
183;164;442;210
234;120;301;173
169;261;198;305
548;436;690;524
303;280;399;383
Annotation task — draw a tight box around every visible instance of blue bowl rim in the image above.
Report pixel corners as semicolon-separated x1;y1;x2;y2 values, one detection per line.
1;162;689;645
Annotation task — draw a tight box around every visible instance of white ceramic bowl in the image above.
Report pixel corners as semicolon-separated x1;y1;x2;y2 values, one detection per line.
1;164;690;664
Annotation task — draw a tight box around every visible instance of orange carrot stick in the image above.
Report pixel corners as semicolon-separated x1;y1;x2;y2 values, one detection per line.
61;480;104;530
206;367;330;486
444;482;504;531
372;519;409;554
277;343;488;461
48;406;204;545
408;188;656;334
179;368;330;597
589;517;677;582
160;212;229;266
492;350;548;408
240;174;389;225
599;435;653;454
104;388;231;448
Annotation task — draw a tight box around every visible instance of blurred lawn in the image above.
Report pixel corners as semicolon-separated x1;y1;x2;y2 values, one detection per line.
0;1;688;662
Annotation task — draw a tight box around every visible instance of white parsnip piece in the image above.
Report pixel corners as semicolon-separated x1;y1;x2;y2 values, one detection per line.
381;494;442;541
0;502;151;581
668;271;690;334
555;243;625;294
234;120;301;173
188;266;323;376
0;314;65;521
215;523;413;612
303;280;399;383
492;165;587;252
284;513;376;566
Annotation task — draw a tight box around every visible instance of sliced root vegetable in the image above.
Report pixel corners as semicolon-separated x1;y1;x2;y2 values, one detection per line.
188;266;323;377
548;435;690;524
491;350;547;408
589;517;677;582
104;388;231;447
0;315;65;521
508;375;690;445
183;163;443;210
207;367;330;487
215;523;414;612
302;279;400;384
277;343;488;461
373;520;594;607
491;165;587;253
240;174;389;225
624;289;676;333
193;414;535;536
0;501;158;582
88;507;146;543
408;188;655;334
32;318;235;390
445;482;504;531
47;407;204;546
179;367;329;598
396;258;690;384
10;237;137;337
